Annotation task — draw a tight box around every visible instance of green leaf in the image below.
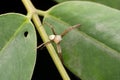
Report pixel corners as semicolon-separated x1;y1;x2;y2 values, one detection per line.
0;13;36;80
54;0;120;10
43;1;120;80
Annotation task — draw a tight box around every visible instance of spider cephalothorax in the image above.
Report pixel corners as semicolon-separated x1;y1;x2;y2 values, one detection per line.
49;35;62;44
37;22;80;62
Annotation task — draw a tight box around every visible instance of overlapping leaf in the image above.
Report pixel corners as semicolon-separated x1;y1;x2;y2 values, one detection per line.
43;1;120;80
0;13;36;80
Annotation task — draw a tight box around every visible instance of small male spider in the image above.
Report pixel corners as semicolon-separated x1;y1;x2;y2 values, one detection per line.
37;22;80;62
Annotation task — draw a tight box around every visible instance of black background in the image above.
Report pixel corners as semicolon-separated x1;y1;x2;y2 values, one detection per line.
0;0;81;80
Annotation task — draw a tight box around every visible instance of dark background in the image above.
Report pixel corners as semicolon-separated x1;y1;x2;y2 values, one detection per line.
0;0;80;80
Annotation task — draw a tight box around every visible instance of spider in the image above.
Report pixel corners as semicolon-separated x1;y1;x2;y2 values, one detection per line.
37;22;80;62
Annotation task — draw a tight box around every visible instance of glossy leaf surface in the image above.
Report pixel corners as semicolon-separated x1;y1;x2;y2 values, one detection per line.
43;1;120;80
0;13;36;80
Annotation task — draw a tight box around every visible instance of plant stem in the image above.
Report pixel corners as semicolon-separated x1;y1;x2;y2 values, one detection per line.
32;14;70;80
22;0;70;80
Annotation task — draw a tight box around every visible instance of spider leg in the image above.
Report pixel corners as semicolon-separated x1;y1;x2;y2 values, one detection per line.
56;43;63;62
44;22;57;35
61;24;80;37
37;40;51;49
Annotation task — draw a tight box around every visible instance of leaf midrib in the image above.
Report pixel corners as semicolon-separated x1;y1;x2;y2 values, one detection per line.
0;18;29;54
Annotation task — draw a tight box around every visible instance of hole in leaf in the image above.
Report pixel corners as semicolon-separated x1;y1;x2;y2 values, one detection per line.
24;31;28;37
